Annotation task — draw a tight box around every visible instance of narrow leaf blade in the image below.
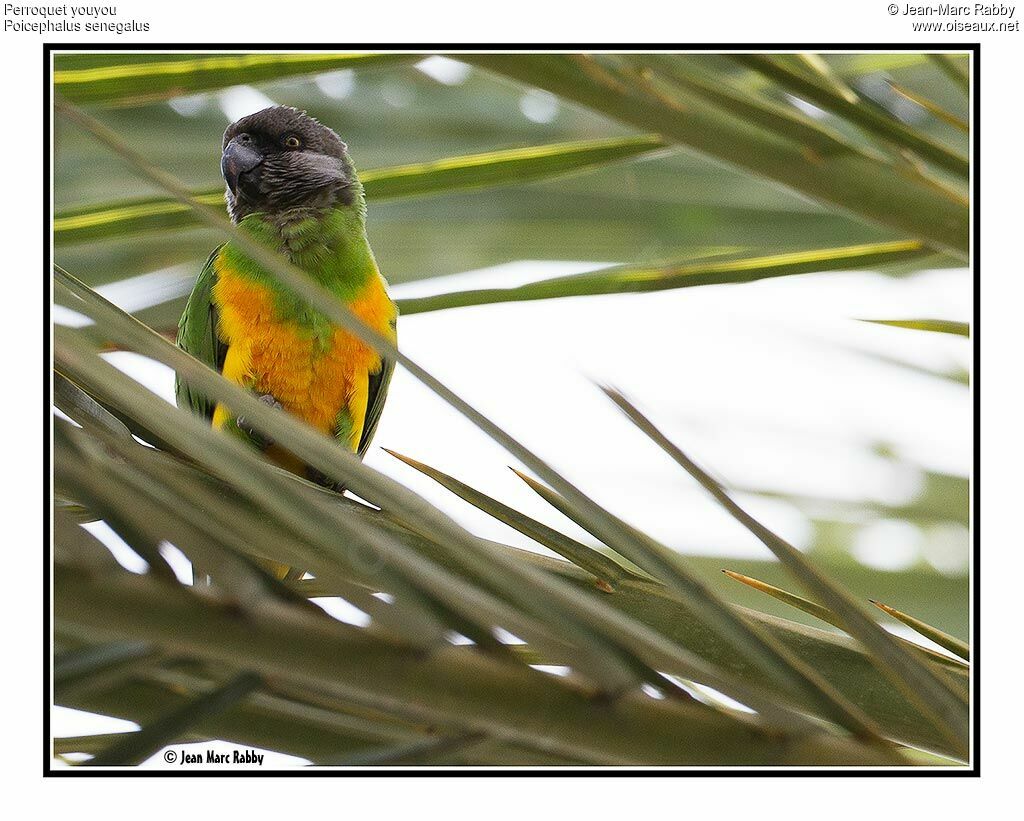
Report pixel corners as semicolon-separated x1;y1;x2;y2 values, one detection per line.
396;241;932;315
87;672;263;766
871;600;970;661
383;448;636;588
54;52;414;105
53;136;665;245
859;318;969;337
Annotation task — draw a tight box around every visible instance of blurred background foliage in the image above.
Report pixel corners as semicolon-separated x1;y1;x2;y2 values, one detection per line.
52;51;971;767
55;52;966;313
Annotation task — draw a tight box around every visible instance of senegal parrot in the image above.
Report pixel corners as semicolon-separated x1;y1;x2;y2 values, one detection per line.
176;106;397;489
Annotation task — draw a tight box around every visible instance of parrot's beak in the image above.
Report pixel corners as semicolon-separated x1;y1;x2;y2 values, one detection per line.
221;136;263;196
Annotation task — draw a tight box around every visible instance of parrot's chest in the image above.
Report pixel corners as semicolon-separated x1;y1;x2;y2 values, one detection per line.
210;259;395;433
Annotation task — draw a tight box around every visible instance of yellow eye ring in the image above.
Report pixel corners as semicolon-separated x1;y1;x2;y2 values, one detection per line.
284;135;301;149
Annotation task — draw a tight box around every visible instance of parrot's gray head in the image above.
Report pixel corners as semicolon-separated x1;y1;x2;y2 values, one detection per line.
221;106;359;223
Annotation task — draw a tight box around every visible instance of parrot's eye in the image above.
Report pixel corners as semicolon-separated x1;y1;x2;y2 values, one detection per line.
283;135;302;149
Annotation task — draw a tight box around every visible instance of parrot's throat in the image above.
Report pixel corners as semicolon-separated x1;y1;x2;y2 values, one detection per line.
224;206;378;306
275;207;340;258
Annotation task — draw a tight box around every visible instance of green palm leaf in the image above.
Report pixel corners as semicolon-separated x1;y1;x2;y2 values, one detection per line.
54;52;415;106
54;135;666;244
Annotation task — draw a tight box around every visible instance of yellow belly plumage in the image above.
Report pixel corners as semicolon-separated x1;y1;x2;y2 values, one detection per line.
209;255;396;451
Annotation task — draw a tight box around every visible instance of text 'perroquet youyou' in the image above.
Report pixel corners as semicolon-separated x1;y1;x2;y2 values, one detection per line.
4;5;150;34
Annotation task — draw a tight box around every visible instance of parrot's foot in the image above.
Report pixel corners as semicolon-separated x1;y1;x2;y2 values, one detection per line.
236;394;284;449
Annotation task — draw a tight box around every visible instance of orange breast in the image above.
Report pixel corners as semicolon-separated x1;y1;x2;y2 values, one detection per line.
210;258;396;448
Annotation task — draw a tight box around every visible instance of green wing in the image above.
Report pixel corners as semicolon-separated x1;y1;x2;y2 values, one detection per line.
357;349;395;458
356;310;397;458
175;247;227;420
